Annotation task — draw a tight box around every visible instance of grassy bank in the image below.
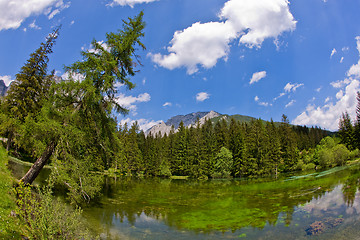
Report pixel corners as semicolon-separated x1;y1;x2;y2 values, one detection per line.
0;146;26;239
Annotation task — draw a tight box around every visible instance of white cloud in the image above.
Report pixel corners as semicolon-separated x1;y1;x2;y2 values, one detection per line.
0;75;14;86
316;87;322;92
119;118;161;131
340;57;344;63
250;71;266;84
70;20;75;26
273;82;303;102
293;79;359;130
336;90;343;99
342;46;349;52
330;48;337;58
88;41;110;54
220;0;297;47
347;36;360;79
284;82;303;92
255;95;271;107
116;93;151;115
324;97;331;103
108;0;159;8
331;78;351;88
163;102;172;107
29;20;41;30
150;0;296;74
196;92;210;102
273;92;286;101
61;71;85;82
142;78;146;85
293;37;360;131
285;100;296;108
150;21;236;75
0;0;70;31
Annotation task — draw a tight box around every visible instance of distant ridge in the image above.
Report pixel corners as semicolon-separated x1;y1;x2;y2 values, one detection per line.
146;110;335;137
0;79;8;96
146;111;221;137
145;111;265;137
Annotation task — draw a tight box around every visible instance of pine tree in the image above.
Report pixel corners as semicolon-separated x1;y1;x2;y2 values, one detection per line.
265;120;282;176
5;27;60;120
353;92;360;149
279;115;299;172
172;121;188;175
124;122;143;175
339;111;355;150
201;118;216;176
1;27;60;152
228;118;245;177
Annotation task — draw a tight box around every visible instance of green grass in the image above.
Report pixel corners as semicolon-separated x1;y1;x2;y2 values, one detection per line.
0;145;26;239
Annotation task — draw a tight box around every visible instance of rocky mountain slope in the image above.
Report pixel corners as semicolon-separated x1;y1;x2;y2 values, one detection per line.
146;111;221;137
0;80;8;96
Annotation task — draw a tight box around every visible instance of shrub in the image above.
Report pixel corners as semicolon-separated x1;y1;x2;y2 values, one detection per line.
332;144;350;166
15;183;94;240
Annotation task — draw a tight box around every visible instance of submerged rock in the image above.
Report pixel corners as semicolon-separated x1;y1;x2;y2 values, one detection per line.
324;217;344;228
306;217;344;235
306;221;326;235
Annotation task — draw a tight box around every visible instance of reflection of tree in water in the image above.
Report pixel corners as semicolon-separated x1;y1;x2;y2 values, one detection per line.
88;165;360;233
342;168;360;207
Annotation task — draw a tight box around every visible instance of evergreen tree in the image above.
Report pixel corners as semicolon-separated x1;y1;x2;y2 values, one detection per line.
201;118;216;176
339;112;354;150
228;118;245;177
353;92;360;149
1;28;60;153
265;120;282;176
124;122;143;175
172;121;188;175
279;115;299;172
5;27;60;121
214;119;229;151
19;12;146;191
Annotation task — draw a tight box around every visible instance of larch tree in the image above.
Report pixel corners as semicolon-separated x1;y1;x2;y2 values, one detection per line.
17;11;146;199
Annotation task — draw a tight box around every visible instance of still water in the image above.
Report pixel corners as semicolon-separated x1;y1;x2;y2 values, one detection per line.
8;160;360;239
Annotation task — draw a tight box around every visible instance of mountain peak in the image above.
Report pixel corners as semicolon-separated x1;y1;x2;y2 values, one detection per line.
146;111;220;137
0;79;8;96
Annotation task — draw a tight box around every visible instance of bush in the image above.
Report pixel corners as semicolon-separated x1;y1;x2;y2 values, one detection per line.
303;163;316;171
15;183;94;240
318;149;334;168
332;144;350;166
349;148;360;160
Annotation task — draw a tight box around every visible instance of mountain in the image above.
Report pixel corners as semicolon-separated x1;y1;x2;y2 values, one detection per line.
146;111;221;137
0;79;8;96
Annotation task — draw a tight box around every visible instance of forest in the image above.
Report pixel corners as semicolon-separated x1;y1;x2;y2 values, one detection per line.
116;116;331;179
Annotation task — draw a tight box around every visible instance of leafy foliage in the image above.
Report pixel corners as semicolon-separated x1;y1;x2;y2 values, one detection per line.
15;183;92;239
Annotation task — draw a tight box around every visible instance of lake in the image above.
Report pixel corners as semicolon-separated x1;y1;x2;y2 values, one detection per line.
8;160;360;239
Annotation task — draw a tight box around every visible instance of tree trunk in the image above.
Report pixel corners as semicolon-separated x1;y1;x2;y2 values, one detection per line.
20;141;57;185
6;134;12;151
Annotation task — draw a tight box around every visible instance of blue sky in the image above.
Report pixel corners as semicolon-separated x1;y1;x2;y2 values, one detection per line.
1;0;360;131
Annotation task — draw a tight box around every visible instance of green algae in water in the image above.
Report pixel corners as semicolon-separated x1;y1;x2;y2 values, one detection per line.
81;164;360;239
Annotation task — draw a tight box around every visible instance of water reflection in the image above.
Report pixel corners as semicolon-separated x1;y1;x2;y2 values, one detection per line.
7;159;360;239
82;164;360;239
7;159;50;185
